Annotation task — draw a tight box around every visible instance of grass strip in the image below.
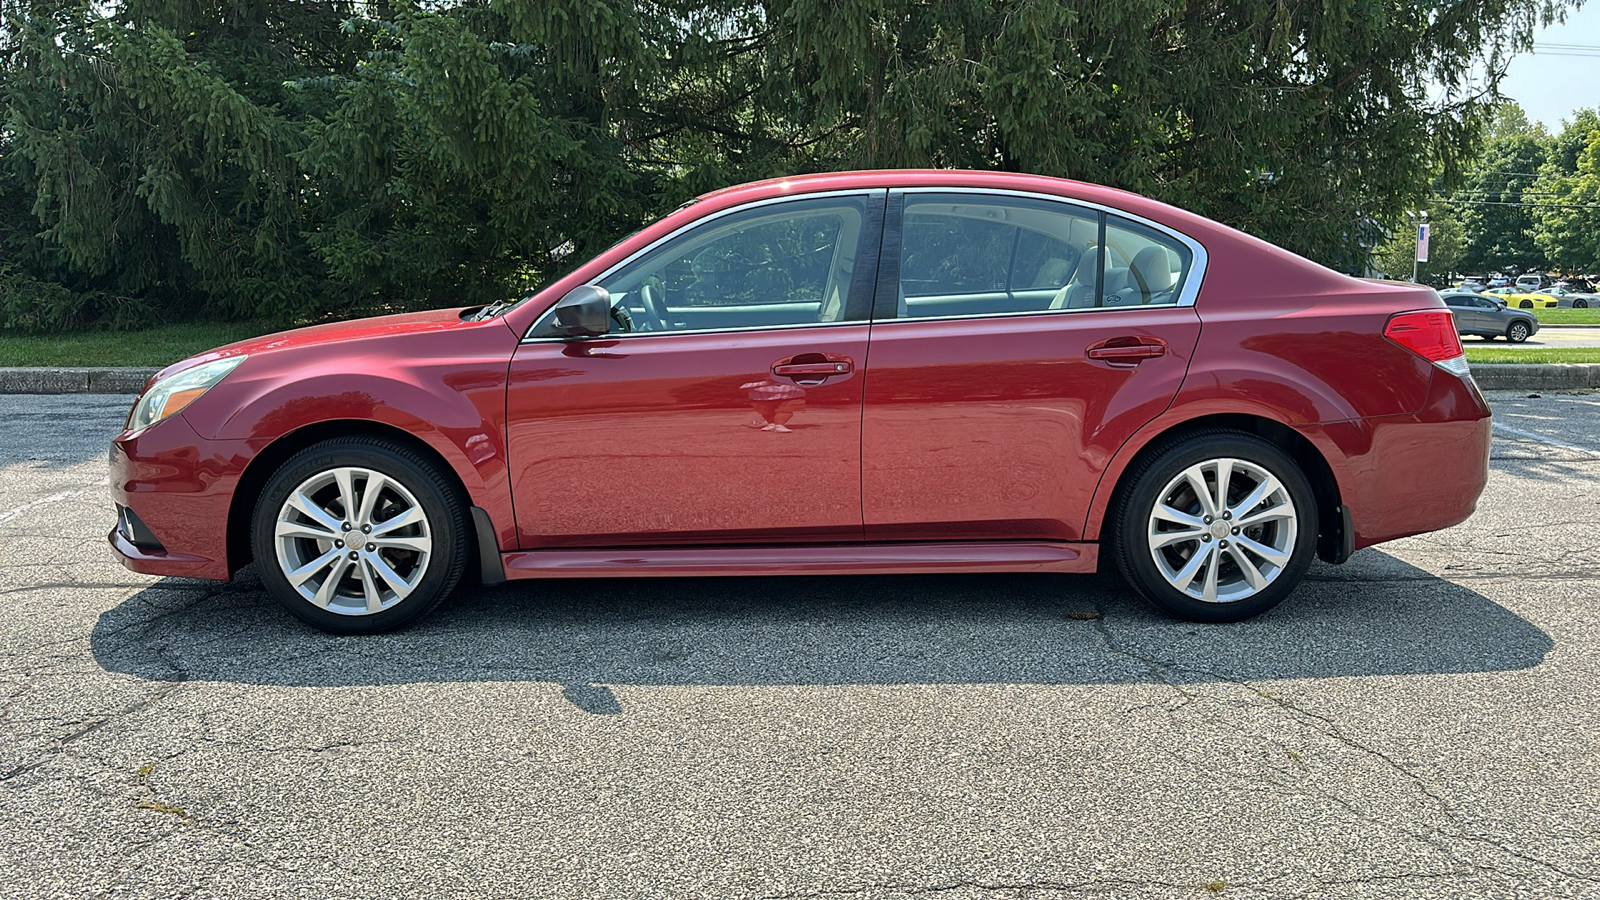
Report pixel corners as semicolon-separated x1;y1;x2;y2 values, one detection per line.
0;322;276;367
1466;346;1600;364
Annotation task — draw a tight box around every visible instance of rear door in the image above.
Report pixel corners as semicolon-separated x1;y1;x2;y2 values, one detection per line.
861;191;1203;542
1471;296;1504;332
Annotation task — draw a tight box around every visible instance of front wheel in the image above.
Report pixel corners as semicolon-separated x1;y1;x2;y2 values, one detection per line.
1520;300;1534;309
1577;299;1589;309
1113;432;1318;622
1507;321;1531;343
252;437;470;634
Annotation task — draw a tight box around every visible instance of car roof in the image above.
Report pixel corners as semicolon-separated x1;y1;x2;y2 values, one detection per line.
694;169;1159;210
689;169;1229;240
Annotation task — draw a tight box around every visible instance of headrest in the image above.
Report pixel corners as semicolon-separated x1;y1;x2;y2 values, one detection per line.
1070;248;1102;286
1035;257;1074;287
1129;246;1175;296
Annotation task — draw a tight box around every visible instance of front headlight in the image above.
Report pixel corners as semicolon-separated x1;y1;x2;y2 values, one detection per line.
127;356;247;433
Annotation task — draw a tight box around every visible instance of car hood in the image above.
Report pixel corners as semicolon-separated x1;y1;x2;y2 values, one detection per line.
151;308;487;382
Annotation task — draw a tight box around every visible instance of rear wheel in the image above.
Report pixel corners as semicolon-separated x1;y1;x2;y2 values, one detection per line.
252;438;469;634
1577;299;1589;309
1507;321;1531;343
1113;432;1318;622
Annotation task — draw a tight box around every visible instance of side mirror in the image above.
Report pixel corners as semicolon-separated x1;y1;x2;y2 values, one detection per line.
544;285;613;338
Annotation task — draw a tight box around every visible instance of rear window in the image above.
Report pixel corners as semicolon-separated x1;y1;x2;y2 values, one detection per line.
900;214;1014;296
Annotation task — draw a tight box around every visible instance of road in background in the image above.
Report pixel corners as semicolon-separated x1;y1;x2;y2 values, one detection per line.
2;391;1597;899
1468;326;1600;348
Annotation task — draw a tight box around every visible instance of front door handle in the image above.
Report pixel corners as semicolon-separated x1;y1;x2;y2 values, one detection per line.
772;362;852;376
1087;338;1167;366
772;353;853;385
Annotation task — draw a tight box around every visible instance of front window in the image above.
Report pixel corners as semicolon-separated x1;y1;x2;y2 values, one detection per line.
596;195;875;334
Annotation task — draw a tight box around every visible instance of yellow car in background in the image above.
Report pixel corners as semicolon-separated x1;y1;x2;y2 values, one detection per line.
1484;287;1560;309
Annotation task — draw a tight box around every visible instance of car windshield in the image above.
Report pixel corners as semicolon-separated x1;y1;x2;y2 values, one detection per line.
478;203;703;322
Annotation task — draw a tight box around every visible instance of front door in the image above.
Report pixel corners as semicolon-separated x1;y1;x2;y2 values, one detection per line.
506;191;884;548
861;192;1203;542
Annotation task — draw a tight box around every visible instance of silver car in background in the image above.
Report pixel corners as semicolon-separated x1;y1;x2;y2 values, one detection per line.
1543;286;1596;309
1441;290;1539;343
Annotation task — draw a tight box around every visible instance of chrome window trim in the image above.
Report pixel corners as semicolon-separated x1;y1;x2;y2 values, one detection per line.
521;318;865;344
522;189;884;342
896;186;1209;311
868;304;1197;328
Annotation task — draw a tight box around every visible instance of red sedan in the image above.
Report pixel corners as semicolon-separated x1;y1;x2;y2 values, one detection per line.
108;170;1491;633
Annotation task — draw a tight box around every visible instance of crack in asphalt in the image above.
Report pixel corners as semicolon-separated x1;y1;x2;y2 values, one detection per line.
759;876;1207;898
0;582;154;596
5;393;1599;897
1073;611;1600;888
0;682;184;783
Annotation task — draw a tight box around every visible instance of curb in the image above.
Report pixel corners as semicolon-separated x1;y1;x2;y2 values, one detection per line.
1539;323;1600;329
1469;363;1600;391
0;367;158;394
2;364;1598;395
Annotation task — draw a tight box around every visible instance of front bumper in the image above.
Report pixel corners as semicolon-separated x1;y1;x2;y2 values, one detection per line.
108;413;251;581
108;528;226;578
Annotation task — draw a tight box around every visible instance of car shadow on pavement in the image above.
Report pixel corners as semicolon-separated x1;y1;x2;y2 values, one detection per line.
90;548;1553;713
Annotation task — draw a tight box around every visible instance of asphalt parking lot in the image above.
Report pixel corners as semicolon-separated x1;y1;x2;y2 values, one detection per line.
2;389;1598;899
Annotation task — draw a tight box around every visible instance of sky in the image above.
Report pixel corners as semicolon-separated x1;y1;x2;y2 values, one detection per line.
1497;3;1600;132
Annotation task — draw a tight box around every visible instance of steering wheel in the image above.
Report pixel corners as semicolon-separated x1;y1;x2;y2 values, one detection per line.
639;282;671;331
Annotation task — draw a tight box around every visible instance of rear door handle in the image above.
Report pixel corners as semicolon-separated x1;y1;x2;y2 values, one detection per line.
1087;338;1167;366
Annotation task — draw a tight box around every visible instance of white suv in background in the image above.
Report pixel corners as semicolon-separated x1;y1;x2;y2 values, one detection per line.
1516;273;1544;291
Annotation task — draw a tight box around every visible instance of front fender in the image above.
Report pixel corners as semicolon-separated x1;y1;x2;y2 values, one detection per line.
179;324;519;545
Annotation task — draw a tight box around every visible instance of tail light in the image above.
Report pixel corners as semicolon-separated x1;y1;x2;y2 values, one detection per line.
1385;310;1470;377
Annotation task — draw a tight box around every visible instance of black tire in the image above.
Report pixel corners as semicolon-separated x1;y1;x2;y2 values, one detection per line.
1577;299;1589;309
251;437;470;634
1520;300;1534;309
1507;320;1531;343
1112;431;1318;623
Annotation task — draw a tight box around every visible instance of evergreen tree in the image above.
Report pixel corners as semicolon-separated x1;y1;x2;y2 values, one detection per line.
0;0;1582;331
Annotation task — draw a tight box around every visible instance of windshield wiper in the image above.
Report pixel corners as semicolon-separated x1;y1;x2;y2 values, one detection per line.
471;299;516;321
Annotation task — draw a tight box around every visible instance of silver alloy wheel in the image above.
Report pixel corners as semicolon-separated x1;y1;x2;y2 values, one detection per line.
1146;457;1298;604
273;466;433;616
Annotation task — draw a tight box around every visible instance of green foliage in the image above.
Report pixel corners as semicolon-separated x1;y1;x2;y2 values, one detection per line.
1451;104;1551;274
1530;113;1600;274
0;0;1583;332
1430;103;1600;279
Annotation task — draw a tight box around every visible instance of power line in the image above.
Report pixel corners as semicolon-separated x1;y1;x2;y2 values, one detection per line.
1434;197;1600;209
1533;41;1600;57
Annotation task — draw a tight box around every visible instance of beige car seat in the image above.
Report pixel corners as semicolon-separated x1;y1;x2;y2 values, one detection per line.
1128;247;1175;303
1050;248;1103;310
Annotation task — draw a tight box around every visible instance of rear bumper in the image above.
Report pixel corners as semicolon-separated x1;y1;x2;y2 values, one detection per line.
107;413;249;581
1300;369;1493;550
